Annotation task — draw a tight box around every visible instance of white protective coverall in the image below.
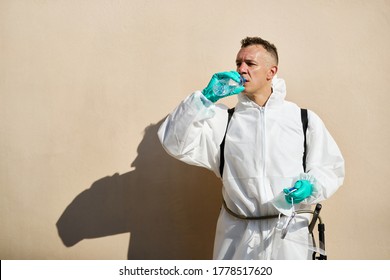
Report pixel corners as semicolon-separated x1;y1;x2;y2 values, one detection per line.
158;77;344;259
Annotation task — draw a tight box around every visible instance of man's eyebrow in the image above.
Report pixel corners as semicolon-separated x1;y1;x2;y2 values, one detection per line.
236;59;257;63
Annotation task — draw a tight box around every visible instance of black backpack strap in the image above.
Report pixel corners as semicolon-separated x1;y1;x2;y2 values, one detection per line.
301;108;308;172
219;107;235;177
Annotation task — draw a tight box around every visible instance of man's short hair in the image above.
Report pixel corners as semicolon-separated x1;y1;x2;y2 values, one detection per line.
240;37;279;65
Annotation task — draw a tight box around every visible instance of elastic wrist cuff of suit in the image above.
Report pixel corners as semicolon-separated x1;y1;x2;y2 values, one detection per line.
199;91;214;107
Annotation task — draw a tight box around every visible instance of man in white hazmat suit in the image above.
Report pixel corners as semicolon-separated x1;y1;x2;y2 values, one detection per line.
158;37;345;259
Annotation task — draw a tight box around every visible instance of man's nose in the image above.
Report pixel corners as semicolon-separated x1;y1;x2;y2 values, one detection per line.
237;63;248;74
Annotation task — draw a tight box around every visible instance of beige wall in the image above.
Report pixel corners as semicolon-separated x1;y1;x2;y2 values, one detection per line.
1;0;389;260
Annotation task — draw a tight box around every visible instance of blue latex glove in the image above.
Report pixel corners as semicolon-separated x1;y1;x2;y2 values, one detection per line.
202;71;245;103
284;180;313;204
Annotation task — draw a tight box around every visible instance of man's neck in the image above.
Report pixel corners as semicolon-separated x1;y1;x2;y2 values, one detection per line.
249;87;273;107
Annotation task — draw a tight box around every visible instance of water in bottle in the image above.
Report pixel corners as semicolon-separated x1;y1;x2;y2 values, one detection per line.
213;76;246;97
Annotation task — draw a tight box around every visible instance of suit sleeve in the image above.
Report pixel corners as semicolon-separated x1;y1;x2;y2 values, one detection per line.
304;110;345;203
157;91;228;176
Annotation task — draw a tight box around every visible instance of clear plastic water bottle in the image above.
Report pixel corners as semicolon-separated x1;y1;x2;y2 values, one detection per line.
213;76;246;97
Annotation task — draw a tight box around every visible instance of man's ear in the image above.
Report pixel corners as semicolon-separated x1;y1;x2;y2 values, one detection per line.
267;65;278;81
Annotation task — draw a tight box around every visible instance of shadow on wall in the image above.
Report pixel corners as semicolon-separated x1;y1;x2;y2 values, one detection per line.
56;119;222;259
